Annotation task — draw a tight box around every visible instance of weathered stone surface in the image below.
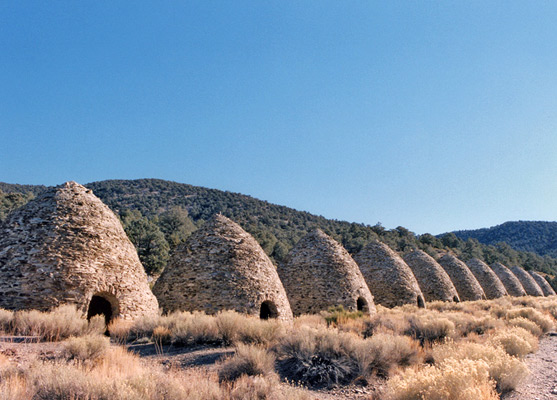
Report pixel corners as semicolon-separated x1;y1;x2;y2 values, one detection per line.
528;271;556;296
277;229;375;316
0;181;159;320
403;250;460;302
152;214;293;322
466;258;507;299
437;253;486;301
490;262;527;297
354;241;425;308
510;266;544;297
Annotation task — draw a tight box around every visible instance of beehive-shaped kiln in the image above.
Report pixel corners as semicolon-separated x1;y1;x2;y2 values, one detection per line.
354;241;425;308
152;214;293;322
277;229;375;316
0;182;159;321
528;271;556;296
509;266;544;297
437;253;486;301
466;258;507;299
403;250;460;302
490;262;527;297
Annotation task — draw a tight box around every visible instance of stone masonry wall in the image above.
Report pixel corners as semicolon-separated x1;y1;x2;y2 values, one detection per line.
0;182;159;320
278;229;375;316
152;214;293;322
354;241;424;308
437;253;486;301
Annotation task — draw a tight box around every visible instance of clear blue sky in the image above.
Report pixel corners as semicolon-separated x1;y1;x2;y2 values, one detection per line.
2;2;557;235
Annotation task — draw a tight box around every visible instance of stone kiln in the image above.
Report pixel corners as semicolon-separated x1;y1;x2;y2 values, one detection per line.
437;253;486;301
403;250;460;303
277;229;375;316
528;271;556;296
490;262;527;297
0;182;159;321
354;241;425;308
510;266;544;297
152;214;293;322
466;258;507;299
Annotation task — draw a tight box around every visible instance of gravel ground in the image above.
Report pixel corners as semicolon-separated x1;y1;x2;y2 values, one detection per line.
503;333;557;400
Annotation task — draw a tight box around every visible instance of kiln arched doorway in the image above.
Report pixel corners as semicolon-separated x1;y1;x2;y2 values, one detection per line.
260;300;279;320
87;293;118;326
356;297;369;312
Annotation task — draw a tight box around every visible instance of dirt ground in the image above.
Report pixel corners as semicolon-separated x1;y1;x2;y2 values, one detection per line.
503;333;557;400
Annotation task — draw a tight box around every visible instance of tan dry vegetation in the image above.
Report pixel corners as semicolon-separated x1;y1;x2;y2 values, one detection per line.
0;295;556;400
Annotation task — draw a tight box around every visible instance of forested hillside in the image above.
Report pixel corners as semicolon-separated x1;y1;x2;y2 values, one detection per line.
1;179;556;290
452;221;557;258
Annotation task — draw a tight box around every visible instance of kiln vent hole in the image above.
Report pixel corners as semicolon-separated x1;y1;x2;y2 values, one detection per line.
260;300;278;320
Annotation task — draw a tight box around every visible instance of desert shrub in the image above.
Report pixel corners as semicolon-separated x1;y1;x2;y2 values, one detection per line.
13;305;88;341
64;334;110;361
236;318;286;346
86;315;106;336
215;311;284;346
0;374;34;400
363;310;409;337
384;358;498;400
506;307;554;334
405;315;455;345
0;308;14;333
293;314;326;329
274;326;360;388
507;317;543;337
488;327;538;358
219;344;276;382
323;305;364;326
431;341;529;393
354;332;420;378
152;325;172;345
444;313;503;337
108;318;135;344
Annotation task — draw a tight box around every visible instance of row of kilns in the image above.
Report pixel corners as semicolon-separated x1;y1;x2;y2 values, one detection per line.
154;214;555;319
0;182;555;326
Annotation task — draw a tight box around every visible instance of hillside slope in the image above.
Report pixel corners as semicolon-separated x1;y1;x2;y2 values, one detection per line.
1;179;556;288
452;221;557;258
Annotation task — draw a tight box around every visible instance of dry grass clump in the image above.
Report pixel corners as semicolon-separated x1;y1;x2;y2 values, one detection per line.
293;314;327;329
354;332;421;378
0;308;14;333
488;326;538;358
216;311;285;346
505;307;554;334
64;334;110;361
384;358;498;400
1;343;309;400
218;344;276;382
274;326;360;388
109;310;285;347
12;305;94;341
363;308;410;337
507;317;543;337
274;325;421;388
430;340;529;393
405;314;455;345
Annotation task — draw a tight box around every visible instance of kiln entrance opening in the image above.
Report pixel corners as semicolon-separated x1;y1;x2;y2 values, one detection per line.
87;294;116;325
356;297;369;312
260;300;278;320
